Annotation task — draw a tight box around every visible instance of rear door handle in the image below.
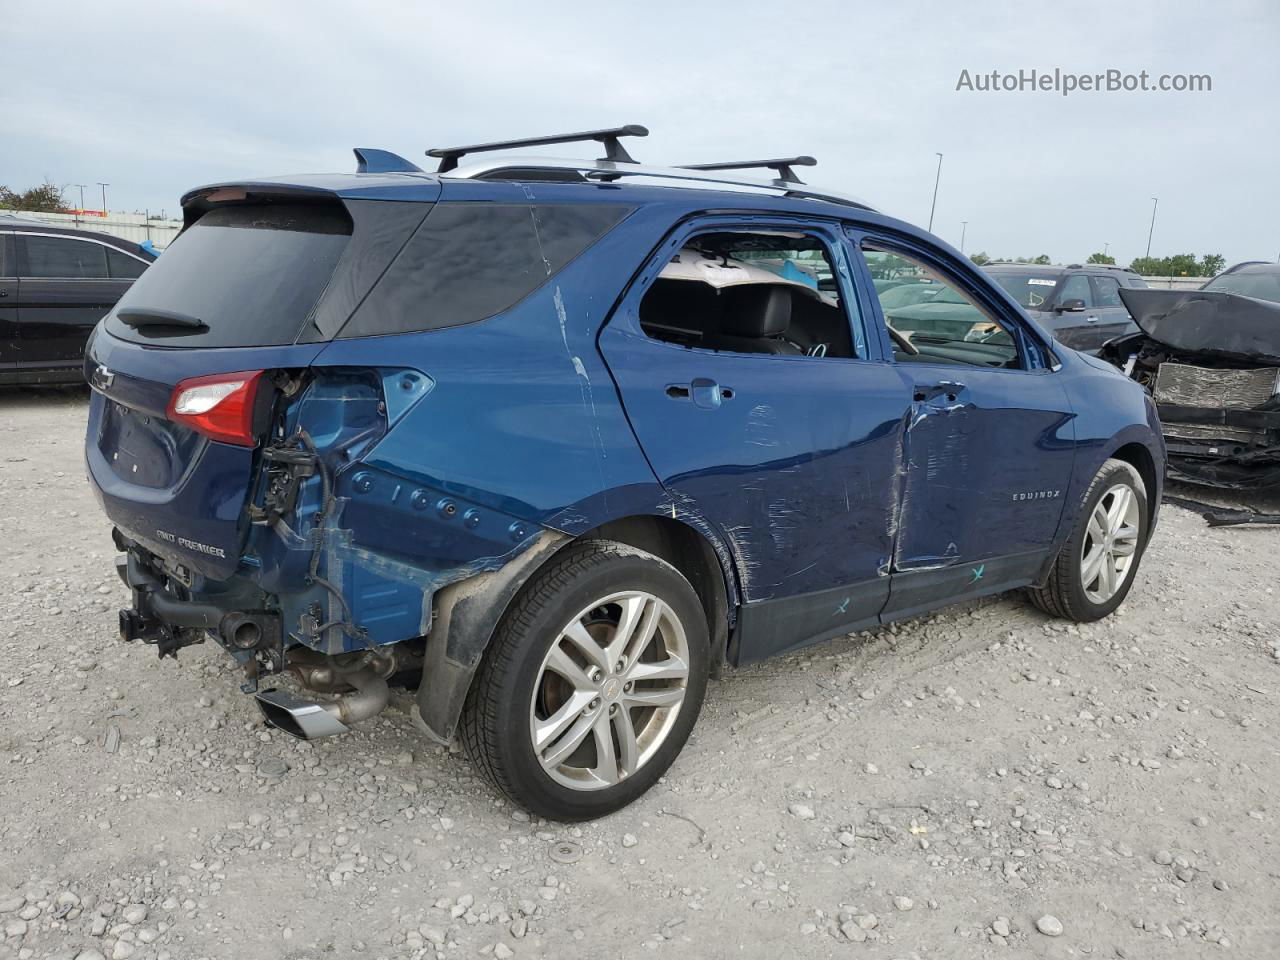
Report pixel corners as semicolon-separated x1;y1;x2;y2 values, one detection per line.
1085;315;1099;323
666;378;733;409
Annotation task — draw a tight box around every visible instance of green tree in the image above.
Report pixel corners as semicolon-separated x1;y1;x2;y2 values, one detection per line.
1166;253;1202;276
969;251;991;265
1200;253;1225;277
1087;252;1116;265
0;180;69;213
1130;256;1165;275
1031;254;1051;265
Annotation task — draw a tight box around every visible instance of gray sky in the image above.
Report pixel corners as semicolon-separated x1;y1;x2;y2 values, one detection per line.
6;0;1278;267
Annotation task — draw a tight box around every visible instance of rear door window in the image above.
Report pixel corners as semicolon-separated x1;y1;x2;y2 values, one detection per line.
104;203;351;347
1092;275;1124;307
338;203;629;338
107;247;148;280
22;235;109;278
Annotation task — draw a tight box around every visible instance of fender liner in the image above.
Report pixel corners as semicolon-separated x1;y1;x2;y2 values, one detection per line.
415;530;570;742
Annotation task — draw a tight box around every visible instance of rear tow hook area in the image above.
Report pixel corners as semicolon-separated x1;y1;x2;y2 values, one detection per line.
253;649;403;740
115;552;281;659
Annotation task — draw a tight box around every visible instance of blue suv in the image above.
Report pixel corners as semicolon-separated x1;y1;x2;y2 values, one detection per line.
85;126;1164;819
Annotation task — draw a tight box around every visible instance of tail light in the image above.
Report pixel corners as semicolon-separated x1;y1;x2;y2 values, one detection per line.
167;371;265;446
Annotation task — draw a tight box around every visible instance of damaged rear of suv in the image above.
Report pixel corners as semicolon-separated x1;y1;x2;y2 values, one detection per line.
1104;264;1280;489
86;128;1164;819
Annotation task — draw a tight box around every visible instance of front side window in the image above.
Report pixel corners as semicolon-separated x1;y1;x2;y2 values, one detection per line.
22;235;109;279
1058;273;1093;307
1093;275;1124;307
863;245;1021;368
637;230;863;359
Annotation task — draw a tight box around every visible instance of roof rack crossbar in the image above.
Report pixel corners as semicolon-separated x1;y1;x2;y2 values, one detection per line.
427;125;649;173
678;156;817;185
437;156;877;212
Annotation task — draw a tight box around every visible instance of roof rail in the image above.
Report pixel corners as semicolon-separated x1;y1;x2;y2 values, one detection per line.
439;156;877;212
678;156;816;185
427;125;649;173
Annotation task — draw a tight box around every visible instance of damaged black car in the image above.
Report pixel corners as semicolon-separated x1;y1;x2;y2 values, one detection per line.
1103;262;1280;489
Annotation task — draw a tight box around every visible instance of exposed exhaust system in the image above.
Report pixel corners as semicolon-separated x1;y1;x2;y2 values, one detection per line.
254;655;393;740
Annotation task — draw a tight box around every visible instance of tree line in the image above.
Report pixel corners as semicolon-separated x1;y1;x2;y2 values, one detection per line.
969;250;1226;277
0;180;69;213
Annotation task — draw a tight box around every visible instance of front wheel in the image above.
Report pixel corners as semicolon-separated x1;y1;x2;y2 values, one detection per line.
460;540;709;820
1029;458;1150;622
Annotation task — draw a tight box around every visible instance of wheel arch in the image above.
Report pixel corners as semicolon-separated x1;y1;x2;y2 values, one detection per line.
415;514;736;743
1109;440;1161;533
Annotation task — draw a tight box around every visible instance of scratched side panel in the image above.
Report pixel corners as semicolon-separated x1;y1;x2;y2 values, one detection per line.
600;326;911;603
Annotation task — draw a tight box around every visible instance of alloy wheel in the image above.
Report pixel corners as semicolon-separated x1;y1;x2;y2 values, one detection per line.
529;591;690;791
1079;482;1141;604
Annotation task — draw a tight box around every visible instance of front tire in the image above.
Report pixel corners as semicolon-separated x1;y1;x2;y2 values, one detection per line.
1029;458;1149;622
460;540;709;821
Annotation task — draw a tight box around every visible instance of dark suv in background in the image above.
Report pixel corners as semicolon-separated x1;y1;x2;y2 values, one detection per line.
982;262;1147;354
0;216;154;384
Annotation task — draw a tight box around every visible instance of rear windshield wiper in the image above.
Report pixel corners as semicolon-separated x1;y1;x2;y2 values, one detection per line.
116;308;209;332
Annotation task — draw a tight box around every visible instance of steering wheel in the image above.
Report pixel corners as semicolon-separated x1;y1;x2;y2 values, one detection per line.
888;325;919;355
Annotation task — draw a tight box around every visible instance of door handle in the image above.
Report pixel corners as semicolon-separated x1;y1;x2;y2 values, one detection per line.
1085;315;1099;323
913;380;965;404
666;378;733;409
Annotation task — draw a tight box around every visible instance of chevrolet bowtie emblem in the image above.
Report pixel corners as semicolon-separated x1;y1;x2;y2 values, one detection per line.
90;364;115;391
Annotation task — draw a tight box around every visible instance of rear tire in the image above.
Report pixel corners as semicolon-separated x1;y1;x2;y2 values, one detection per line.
460;540;709;821
1029;458;1149;622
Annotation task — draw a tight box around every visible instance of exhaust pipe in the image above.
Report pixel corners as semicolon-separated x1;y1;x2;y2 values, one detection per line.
254;665;390;740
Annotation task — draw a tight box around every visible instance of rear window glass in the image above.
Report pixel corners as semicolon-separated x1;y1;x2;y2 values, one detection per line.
104;203;351;347
338;203;630;339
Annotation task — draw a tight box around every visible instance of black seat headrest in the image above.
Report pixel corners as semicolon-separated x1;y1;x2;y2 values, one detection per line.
719;284;792;338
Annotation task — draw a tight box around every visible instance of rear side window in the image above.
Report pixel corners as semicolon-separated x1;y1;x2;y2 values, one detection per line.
107;247;147;279
104;203;351;347
339;203;629;338
23;235;109;278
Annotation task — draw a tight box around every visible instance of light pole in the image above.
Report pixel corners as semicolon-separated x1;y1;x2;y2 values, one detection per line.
960;220;968;254
97;182;110;215
1145;198;1158;259
72;184;87;224
1103;242;1110;257
927;152;943;232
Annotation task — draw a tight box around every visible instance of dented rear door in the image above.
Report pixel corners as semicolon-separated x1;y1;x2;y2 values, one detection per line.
599;218;912;663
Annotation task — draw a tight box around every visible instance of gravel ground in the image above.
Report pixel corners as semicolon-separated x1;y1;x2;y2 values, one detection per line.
1;387;1278;960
